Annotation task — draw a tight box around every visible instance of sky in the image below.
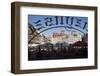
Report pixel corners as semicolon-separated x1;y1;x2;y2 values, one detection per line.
28;15;88;37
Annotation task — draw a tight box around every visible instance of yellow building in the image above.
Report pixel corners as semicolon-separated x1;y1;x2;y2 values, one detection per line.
68;31;82;44
48;30;81;44
48;30;68;44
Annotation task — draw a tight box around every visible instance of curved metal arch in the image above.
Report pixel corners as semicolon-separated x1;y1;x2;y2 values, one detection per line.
28;26;85;44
